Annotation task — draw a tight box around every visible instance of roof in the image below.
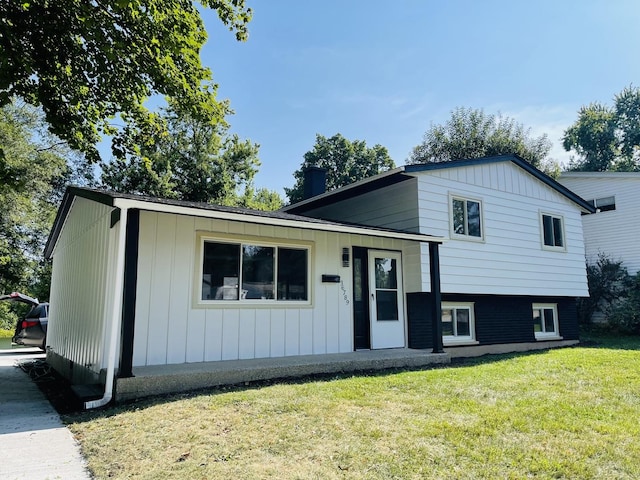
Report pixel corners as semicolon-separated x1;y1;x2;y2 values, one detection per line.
44;187;443;259
282;154;596;215
560;171;640;179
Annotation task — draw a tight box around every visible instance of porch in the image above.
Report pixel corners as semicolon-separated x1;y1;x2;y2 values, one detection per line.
114;348;450;403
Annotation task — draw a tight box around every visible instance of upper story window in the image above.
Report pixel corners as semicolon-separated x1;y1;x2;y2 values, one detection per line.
586;196;616;213
450;195;483;241
200;239;309;303
541;213;565;250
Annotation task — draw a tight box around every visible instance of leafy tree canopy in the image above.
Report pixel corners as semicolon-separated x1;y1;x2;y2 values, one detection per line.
0;0;252;163
0;100;93;321
101;101;282;209
285;133;396;204
563;85;640;171
410;107;552;170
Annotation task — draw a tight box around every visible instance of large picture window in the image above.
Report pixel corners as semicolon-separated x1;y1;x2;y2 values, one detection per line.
451;195;483;240
201;240;309;302
441;302;477;345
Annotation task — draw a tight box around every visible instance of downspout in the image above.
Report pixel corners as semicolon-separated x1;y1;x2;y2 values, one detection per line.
85;207;129;409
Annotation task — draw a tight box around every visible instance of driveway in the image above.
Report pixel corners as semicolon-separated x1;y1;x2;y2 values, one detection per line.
0;346;91;480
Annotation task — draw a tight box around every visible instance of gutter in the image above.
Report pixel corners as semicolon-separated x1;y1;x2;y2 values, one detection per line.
84;207;129;409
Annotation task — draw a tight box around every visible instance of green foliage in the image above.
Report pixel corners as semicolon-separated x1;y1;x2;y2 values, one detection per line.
0;0;252;162
100;102;265;205
1;100;93;301
564;85;640;172
577;253;631;325
607;273;640;334
237;186;284;211
410;107;552;169
285;133;395;204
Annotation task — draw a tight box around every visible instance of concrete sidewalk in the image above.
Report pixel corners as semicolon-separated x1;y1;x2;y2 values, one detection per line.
0;347;91;480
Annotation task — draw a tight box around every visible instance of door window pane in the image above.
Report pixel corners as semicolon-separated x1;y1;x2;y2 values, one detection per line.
376;290;398;321
375;258;397;289
242;245;274;299
277;248;307;300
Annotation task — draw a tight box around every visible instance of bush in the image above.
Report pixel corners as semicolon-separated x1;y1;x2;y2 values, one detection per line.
577;253;631;324
607;273;640;334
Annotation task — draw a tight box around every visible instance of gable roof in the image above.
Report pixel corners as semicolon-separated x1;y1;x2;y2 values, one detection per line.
282;154;596;215
44;187;444;259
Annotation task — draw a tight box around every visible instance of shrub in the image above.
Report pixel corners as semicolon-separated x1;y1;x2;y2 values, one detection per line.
577;253;631;324
607;273;640;334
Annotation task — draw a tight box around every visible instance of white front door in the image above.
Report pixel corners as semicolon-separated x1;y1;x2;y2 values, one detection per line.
368;250;405;349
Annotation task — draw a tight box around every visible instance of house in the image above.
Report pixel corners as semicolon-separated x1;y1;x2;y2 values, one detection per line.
44;155;593;407
559;171;640;275
43;188;446;406
283;155;594;355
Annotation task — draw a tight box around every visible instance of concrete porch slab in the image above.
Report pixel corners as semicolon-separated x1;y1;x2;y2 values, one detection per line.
115;349;450;402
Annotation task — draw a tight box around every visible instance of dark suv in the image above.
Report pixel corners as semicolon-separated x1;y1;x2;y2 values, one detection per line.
0;292;48;350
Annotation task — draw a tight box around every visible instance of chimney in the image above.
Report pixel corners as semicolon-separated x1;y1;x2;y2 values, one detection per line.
303;166;327;200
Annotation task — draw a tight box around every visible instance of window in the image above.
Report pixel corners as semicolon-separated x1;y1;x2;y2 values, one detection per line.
201;240;309;302
451;196;483;240
441;302;477;345
541;213;565;249
532;303;560;339
586;196;616;213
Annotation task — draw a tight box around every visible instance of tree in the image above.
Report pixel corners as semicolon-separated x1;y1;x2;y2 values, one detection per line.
285;133;396;204
0;0;252;163
563;85;640;171
0;100;93;328
100;102;263;205
410;107;552;169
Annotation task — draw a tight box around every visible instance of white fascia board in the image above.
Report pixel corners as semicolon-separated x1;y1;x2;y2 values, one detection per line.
112;197;443;244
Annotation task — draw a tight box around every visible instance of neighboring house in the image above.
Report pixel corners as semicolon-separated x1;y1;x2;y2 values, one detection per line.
283;155;594;354
559;171;640;275
44;188;444;406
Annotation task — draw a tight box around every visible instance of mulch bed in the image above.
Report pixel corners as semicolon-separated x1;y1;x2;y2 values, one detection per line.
17;359;83;414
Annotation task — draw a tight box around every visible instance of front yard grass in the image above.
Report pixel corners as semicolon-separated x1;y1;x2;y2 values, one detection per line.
65;334;640;479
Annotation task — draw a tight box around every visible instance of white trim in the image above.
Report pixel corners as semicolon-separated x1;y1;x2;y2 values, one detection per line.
539;211;566;252
532;303;562;340
442;301;476;345
448;193;485;242
112;197;443;244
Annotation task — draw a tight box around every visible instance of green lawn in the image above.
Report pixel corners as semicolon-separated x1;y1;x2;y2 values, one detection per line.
65;333;640;479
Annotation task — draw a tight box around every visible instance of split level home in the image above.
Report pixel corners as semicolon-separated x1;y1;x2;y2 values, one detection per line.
43;154;594;406
559;171;640;275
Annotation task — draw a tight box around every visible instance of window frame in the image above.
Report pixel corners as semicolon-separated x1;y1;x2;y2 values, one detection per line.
449;194;485;242
532;303;561;340
540;212;566;251
196;233;312;306
441;301;478;346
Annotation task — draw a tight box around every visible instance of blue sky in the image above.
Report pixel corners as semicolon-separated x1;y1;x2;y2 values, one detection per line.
200;0;640;197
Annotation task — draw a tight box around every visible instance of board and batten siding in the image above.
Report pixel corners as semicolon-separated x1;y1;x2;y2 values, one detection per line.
132;211;417;367
413;162;588;297
47;197;118;383
559;173;640;275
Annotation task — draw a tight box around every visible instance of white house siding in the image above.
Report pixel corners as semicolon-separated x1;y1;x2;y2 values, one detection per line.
559;173;640;275
47;197;117;383
414;162;588;297
132;211;417;367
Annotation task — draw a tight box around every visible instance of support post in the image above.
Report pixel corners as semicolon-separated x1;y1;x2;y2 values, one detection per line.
119;209;140;378
429;242;444;353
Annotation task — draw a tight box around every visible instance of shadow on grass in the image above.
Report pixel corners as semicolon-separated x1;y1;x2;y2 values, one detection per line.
38;330;640;422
